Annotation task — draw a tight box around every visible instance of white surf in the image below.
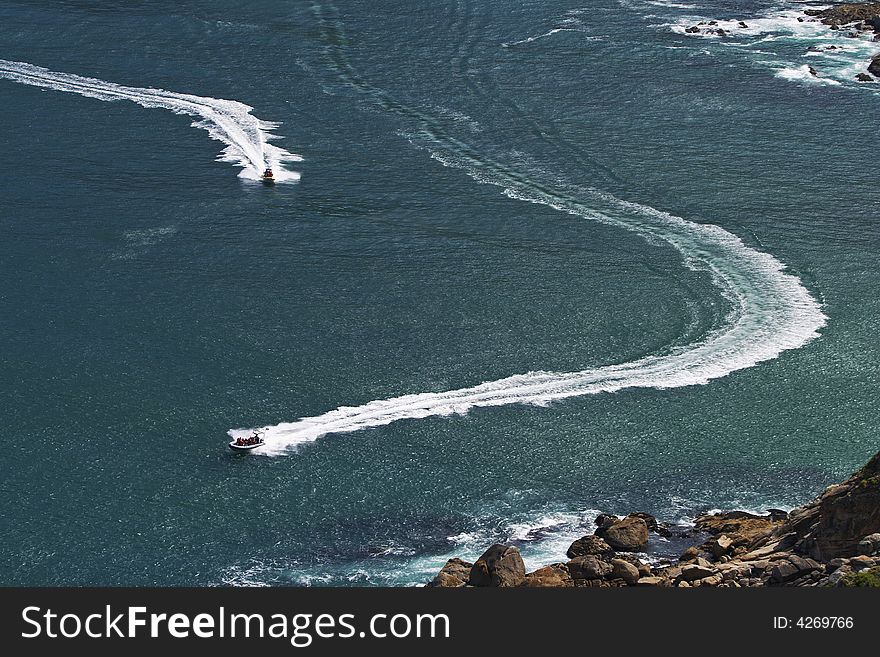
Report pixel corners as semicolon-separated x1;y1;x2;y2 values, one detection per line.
0;59;302;181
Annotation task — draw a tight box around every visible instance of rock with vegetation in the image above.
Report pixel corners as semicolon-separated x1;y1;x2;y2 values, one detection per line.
804;3;880;28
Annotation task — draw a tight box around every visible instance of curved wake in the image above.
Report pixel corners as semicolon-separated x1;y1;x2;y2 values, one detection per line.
0;59;301;181
231;160;826;455
227;4;827;455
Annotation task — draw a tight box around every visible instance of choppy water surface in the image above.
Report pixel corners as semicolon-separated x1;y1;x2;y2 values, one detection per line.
1;1;878;585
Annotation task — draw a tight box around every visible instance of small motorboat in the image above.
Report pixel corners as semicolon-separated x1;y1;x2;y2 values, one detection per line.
261;167;276;185
229;432;265;452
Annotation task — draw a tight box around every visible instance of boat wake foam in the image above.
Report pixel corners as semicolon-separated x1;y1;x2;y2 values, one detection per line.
230;152;826;455
0;59;302;181
227;2;826;456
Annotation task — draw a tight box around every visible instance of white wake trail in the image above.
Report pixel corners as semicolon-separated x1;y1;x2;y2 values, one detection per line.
230;155;826;455
0;59;302;180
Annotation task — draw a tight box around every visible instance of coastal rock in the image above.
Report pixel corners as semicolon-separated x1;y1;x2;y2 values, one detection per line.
524;563;573;588
694;510;779;546
428;449;880;589
468;544;525;588
594;513;618;531
685;26;700;34
848;555;876;571
428;558;473;587
679;546;700;562
869;54;880;78
596;516;649;552
857;533;880;555
566;535;614;560
636;576;664;586
780;451;880;560
679;564;716;582
856;73;875;82
610;559;641;585
804;3;880;28
567;555;613;580
708;534;734;559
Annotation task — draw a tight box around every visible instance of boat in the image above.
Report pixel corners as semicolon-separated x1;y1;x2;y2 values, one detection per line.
229;432;265;452
261;167;275;185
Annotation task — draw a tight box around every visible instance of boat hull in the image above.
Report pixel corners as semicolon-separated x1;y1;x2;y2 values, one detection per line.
229;441;265;452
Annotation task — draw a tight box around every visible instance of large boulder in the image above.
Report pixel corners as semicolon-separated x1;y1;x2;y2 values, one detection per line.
596;516;649;552
566;555;613;580
767;556;820;585
566;535;614;560
610;558;641;585
427;557;473;587
468;544;526;587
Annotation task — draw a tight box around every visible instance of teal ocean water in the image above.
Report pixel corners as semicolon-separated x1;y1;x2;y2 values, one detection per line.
1;0;878;586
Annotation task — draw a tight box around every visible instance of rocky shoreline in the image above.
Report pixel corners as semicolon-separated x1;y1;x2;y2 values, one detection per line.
683;2;880;82
427;449;880;588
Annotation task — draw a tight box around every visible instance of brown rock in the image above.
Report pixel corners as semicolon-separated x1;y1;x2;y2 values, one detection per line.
567;555;613;580
610;559;641;585
566;535;614;560
848;555;876;571
524;563;573;588
769;559;800;584
708;534;734;559
427;558;472;587
636;576;664;586
679;546;700;562
679;564;716;582
597;516;649;552
468;544;525;587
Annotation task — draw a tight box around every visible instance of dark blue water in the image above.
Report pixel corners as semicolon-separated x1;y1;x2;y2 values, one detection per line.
1;0;878;585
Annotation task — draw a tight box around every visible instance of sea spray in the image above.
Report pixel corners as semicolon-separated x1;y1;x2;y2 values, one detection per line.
0;59;302;180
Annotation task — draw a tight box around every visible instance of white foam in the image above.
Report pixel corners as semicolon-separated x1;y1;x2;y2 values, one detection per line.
502;28;582;48
230;145;826;454
666;4;879;88
775;63;842;85
0;59;302;181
